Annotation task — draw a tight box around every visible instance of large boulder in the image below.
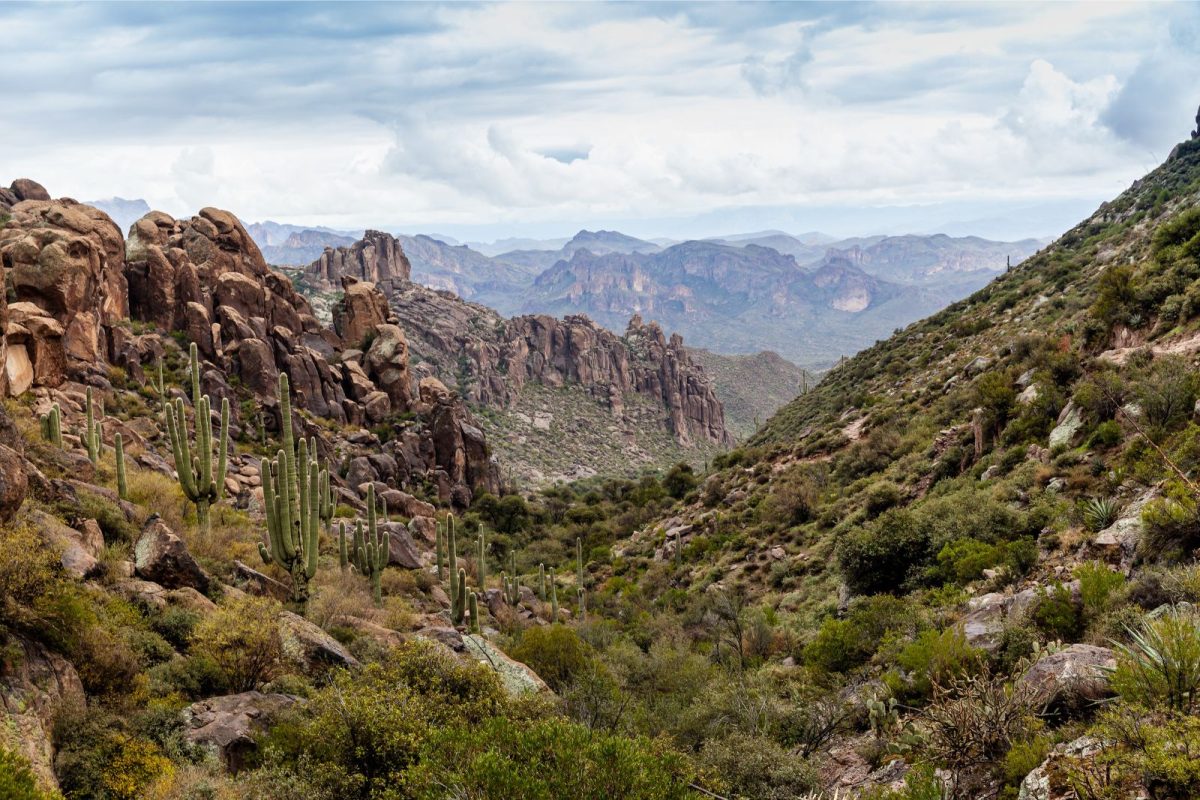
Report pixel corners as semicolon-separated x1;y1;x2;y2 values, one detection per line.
1020;644;1116;706
364;323;413;411
461;633;550;696
333;276;390;348
182;691;298;772
0;637;85;794
9;178;50;202
278;610;359;672
134;516;211;593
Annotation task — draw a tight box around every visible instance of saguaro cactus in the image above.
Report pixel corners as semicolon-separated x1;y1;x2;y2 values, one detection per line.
355;485;389;606
468;591;481;634
538;563;546;601
164;344;229;537
476;529;487;587
338;521;350;572
80;387;102;465
577;587;586;621
114;432;128;500
446;515;461;616
577;537;585;588
550;567;559;619
40;403;63;447
452;567;467;625
258;372;326;606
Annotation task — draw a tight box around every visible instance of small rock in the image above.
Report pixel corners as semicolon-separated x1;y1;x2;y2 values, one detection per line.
278;610;359;673
183;691;298;772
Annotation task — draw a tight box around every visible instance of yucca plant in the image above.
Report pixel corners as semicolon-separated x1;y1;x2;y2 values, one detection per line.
1082;496;1120;532
1110;608;1200;713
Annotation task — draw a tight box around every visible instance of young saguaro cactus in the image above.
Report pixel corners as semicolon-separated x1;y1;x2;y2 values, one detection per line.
452;567;467;626
41;403;63;447
338;520;351;573
355;485;389;607
164;343;229;537
115;432;128;501
258;372;326;606
446;514;461;618
436;521;446;581
538;563;546;601
80;387;102;465
468;591;481;634
476;529;487;587
550;567;559;620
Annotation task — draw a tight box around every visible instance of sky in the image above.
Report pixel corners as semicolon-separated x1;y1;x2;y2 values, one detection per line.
2;1;1198;242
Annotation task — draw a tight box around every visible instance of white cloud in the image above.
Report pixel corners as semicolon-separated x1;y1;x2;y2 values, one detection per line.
0;1;1195;237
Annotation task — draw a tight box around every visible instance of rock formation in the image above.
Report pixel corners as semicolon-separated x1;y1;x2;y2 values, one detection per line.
306;229;411;286
0;180;498;507
384;279;735;447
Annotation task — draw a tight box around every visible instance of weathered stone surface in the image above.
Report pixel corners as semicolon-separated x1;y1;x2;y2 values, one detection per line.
1020;644;1115;706
278;610;359;672
387;280;734;447
183;691;298;771
231;560;291;601
384;523;425;569
0;637;85;794
307;229;412;286
1048;401;1083;449
364;323;413;411
332;276;390;348
0;444;27;522
134;516;211;593
1019;736;1103;800
32;509;100;579
1086;489;1156;569
461;633;550;696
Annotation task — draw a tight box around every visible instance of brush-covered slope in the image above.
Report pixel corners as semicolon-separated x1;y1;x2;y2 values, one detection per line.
521;124;1200;798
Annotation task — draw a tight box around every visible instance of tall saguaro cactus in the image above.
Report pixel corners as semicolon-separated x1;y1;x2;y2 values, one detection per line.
436;522;446;581
164;343;229;537
355;485;389;606
468;591;481;634
81;387;102;465
445;514;462;620
41;403;63;447
258;372;326;606
476;529;487;587
452;568;467;626
114;432;128;500
550;567;559;619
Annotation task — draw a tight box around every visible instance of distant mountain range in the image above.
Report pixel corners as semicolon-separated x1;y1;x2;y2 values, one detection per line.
85;197;151;233
231;218;1043;366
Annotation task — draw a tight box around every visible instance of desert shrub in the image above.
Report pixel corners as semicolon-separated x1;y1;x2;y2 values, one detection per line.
1075;561;1126;620
409;715;700;800
698;731;817;799
0;746;55;800
1110;608;1200;713
805;595;920;673
890;627;983;702
0;521;81;643
864;480;904;517
1137;355;1199;430
918;670;1042;800
662;463;698;500
1087;419;1122;448
1031;583;1082;641
1066;705;1200;800
254;641;509;798
934;538;1003;585
54;709;174;800
858;766;944;800
190;595;283;692
763;467;822;526
838;509;932;595
1140;480;1200;559
508;624;595;692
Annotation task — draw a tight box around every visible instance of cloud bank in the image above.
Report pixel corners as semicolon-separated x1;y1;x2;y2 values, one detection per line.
1;1;1197;239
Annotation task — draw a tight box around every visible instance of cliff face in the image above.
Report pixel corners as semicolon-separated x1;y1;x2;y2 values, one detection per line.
306;229;411;286
0;180;497;506
384;279;735;448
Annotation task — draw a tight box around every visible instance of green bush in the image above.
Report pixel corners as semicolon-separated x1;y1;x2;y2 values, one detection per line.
1030;583;1082;641
890;626;982;702
838;509;932;595
409;715;700;800
698;731;817;799
662;463;698;500
0;746;55;800
508;624;596;692
1075;561;1126;619
190;595;283;692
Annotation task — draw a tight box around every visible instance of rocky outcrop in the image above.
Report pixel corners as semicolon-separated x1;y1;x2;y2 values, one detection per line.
134;516;212;593
387;280;734;447
183;691;298;771
307;229;411;287
332;275;390;348
0;636;86;794
1020;644;1116;707
0;195;129;376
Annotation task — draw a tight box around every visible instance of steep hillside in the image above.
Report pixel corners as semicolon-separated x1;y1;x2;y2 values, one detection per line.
689;348;814;440
396;233;537;313
523;118;1200;798
383;279;733;484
